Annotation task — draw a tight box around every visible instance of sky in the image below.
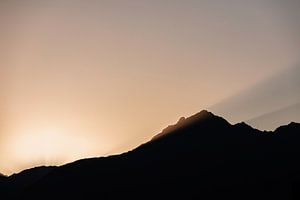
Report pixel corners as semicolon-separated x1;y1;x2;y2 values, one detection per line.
0;0;299;175
210;65;300;129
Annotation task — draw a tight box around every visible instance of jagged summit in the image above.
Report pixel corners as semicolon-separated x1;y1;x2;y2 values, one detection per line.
152;110;207;140
233;121;257;131
152;110;300;142
152;110;231;141
193;109;215;117
274;121;300;132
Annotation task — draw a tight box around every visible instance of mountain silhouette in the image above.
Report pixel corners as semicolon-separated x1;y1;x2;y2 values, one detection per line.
0;173;7;184
0;173;6;180
1;166;57;199
0;173;8;197
1;110;300;199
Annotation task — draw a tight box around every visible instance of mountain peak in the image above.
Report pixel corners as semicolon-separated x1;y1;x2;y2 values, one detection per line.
234;122;255;130
151;110;228;141
198;109;214;116
284;122;300;129
193;110;216;119
274;121;300;133
288;121;300;126
187;110;229;126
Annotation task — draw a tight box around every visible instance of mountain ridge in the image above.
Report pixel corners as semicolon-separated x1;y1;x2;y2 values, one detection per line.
4;110;300;179
1;110;300;199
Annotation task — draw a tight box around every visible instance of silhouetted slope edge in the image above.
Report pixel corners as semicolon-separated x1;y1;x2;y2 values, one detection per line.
151;110;231;141
1;166;56;199
0;173;7;185
2;110;300;200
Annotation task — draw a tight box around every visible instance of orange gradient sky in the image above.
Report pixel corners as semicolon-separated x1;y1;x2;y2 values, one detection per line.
0;0;300;175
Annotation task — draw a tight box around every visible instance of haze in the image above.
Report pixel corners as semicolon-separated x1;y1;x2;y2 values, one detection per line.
0;0;299;175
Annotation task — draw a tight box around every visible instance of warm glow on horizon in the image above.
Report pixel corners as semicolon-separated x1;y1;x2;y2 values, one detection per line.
2;123;98;175
9;127;89;166
0;0;300;175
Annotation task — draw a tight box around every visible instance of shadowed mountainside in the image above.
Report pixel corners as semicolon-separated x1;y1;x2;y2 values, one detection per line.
1;110;300;199
0;173;7;184
0;173;8;197
1;166;56;199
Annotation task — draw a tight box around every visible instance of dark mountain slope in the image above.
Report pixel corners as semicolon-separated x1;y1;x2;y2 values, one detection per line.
1;166;56;199
0;173;6;181
2;110;300;199
0;173;7;186
0;174;8;198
